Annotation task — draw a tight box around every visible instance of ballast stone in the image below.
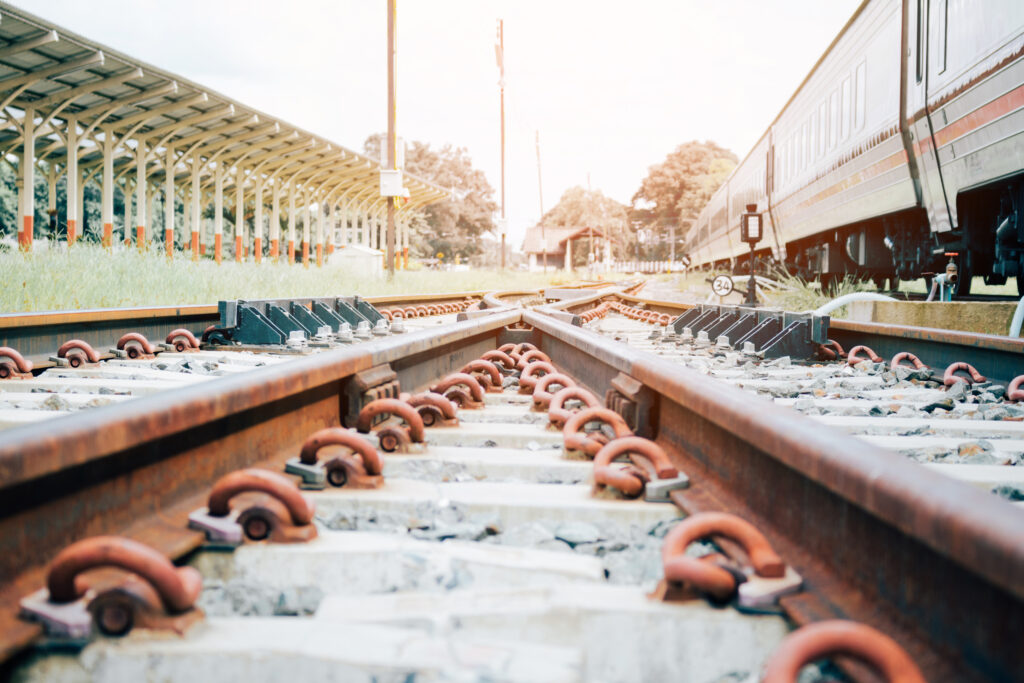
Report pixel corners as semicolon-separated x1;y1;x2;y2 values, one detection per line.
13;619;581;682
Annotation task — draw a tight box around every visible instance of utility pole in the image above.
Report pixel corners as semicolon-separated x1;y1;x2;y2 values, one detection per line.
496;19;506;270
536;130;546;273
385;0;397;279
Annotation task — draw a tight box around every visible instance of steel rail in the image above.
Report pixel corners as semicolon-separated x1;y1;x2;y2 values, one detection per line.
826;318;1024;385
595;291;1024;385
0;289;501;369
0;309;520;664
2;285;1021;678
525;309;1024;682
481;289;545;309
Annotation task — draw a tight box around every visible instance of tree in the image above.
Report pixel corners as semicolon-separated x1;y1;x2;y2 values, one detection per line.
364;134;497;260
538;186;629;266
631;140;737;260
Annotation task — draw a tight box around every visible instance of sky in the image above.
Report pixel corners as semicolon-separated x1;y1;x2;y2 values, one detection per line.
12;0;861;248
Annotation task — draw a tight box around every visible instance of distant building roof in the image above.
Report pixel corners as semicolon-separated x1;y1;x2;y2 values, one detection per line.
521;225;612;254
522;226;573;254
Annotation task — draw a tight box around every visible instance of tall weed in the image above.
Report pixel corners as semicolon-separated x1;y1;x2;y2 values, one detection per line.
0;244;575;313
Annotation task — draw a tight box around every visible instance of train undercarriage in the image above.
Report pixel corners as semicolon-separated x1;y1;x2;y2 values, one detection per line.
703;176;1024;299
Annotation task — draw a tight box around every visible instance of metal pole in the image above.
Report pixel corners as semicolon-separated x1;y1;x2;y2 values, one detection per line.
498;19;506;270
386;0;397;280
536;129;545;273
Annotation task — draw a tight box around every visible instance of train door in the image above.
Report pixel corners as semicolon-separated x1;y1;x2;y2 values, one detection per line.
905;0;955;235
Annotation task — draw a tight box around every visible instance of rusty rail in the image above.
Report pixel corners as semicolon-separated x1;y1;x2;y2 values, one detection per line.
524;309;1024;682
550;289;1024;384
2;287;1023;679
0;290;510;369
0;309;520;662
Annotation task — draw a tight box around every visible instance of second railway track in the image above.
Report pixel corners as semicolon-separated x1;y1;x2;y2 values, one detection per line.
1;284;1022;681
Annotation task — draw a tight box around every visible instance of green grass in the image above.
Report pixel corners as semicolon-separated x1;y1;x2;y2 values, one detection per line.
0;244;576;313
674;267;1019;316
761;273;1020;314
761;273;877;314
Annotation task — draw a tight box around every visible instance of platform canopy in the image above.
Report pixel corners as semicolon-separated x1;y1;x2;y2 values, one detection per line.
0;2;449;260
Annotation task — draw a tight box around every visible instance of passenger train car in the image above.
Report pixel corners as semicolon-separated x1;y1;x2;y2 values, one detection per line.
685;0;1024;295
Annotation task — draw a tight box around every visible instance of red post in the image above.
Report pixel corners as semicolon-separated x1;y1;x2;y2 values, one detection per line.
19;216;32;250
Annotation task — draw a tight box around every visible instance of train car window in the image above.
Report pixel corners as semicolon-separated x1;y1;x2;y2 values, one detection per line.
802;121;809;170
855;61;866;130
784;144;789;186
780;139;785;185
818;102;827;156
829;90;839;150
791;133;797;175
916;0;925;83
841;77;851;141
810;114;817;162
787;136;793;180
776;145;783;187
935;0;947;74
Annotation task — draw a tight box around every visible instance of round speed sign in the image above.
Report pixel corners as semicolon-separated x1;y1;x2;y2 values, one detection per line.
711;274;734;297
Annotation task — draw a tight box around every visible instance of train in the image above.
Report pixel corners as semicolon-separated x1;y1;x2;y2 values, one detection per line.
685;0;1024;297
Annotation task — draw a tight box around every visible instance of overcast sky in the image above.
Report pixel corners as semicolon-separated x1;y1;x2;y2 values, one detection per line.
13;0;861;246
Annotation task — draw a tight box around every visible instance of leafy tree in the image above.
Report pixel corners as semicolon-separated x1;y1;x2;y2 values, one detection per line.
631;140;737;260
364;134;497;260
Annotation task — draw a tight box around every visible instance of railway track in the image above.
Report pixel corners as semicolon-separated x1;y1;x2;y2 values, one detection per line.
1;284;1021;681
568;299;1024;507
0;294;479;431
